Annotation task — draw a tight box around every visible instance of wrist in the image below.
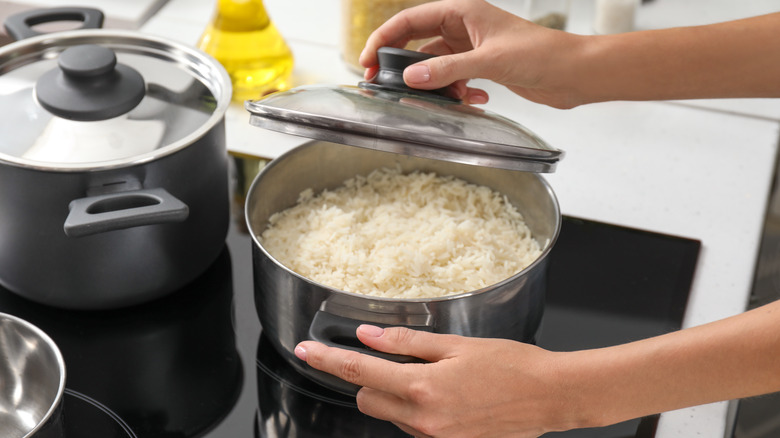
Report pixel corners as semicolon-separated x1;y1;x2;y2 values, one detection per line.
533;349;617;432
535;32;614;108
550;347;642;430
565;33;633;106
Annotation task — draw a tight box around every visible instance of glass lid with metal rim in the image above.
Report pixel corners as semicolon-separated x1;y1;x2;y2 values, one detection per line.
245;47;564;173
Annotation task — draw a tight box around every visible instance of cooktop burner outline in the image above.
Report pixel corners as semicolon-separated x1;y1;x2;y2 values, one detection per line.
255;357;358;409
63;388;138;438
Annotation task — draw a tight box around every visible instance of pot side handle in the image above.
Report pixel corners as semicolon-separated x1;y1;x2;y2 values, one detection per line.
64;188;189;238
4;7;105;41
308;310;432;363
307;310;433;395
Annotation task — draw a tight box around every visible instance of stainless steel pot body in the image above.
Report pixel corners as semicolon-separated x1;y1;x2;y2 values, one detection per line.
246;141;561;394
0;30;231;310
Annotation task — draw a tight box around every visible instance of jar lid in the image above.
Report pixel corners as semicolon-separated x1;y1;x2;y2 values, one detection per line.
0;29;230;170
245;47;563;172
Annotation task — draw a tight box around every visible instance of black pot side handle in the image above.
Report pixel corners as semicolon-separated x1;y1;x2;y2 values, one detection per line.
307;310;433;394
4;7;104;41
64;188;189;238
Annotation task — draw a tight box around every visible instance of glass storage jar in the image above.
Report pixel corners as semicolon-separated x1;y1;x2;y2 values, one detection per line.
341;0;431;74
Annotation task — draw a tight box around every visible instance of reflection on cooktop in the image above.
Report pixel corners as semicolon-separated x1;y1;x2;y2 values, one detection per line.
0;248;244;437
255;333;410;438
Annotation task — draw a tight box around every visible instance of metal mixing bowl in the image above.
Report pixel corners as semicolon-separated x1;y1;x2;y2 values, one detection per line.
0;312;66;438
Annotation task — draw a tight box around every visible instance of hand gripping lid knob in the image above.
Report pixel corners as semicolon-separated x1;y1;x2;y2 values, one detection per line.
359;47;458;101
35;44;145;121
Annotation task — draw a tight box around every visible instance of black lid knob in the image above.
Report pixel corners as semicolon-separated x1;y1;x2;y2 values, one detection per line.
374;47;434;90
58;44;117;78
35;44;146;121
359;47;459;102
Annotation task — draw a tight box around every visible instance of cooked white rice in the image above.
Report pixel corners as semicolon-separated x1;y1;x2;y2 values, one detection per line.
259;166;542;299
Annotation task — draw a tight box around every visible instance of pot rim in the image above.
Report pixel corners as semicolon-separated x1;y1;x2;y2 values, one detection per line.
245;142;562;303
0;312;66;436
0;29;231;172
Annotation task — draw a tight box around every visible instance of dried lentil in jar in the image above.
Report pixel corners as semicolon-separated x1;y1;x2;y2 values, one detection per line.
341;0;432;74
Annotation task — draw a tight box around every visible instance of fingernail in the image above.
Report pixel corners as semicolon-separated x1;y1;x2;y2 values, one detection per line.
358;324;385;337
294;344;307;361
405;64;431;84
470;94;488;105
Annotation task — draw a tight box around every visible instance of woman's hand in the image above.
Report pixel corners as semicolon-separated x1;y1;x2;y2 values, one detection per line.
294;325;586;438
358;0;588;108
294;298;780;436
359;0;780;107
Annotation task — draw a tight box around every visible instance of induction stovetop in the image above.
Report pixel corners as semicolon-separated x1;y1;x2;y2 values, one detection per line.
0;209;700;438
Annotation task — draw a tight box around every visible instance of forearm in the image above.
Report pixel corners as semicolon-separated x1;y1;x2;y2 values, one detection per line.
570;12;780;105
567;299;780;428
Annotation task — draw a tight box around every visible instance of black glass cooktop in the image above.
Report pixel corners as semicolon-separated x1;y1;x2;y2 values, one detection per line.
0;210;699;437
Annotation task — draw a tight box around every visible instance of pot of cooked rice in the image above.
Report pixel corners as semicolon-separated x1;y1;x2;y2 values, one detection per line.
245;140;561;394
244;48;564;394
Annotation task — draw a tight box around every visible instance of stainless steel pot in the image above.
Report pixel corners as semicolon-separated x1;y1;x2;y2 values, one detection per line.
0;312;66;438
0;8;232;309
245;141;561;394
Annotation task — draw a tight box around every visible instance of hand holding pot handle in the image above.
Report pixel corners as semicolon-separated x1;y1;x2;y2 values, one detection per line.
64;188;189;238
306;311;431;395
296;326;568;437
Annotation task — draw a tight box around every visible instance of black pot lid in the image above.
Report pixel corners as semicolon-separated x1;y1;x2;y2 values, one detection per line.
0;30;230;169
245;47;563;172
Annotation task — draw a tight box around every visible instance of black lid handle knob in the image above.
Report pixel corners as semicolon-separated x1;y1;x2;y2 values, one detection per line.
35;44;146;122
58;44;117;78
359;47;458;101
374;47;434;90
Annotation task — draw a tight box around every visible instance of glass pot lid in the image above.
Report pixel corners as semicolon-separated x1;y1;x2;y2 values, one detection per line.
245;47;563;172
0;30;231;170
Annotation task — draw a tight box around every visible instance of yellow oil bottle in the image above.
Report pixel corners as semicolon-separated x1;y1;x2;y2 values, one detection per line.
198;0;294;101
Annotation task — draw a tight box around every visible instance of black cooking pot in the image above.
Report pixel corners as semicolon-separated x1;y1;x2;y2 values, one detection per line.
0;8;232;309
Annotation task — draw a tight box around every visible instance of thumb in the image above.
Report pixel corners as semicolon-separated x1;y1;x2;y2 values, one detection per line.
403;52;484;90
356;325;459;362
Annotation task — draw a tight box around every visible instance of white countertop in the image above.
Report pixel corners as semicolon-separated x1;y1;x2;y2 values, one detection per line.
8;0;777;436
